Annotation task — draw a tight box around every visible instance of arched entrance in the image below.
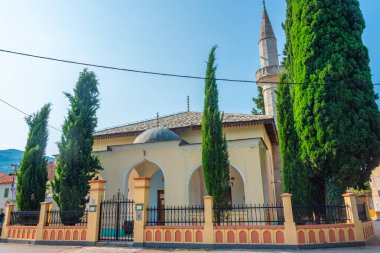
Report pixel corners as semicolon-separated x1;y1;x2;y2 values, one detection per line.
125;160;165;209
188;165;245;206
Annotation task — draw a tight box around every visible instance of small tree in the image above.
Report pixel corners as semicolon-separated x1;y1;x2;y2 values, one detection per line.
52;69;102;220
202;46;230;224
17;104;51;211
252;86;265;115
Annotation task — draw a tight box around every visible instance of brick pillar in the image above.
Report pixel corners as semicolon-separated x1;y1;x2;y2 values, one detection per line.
342;193;364;241
36;202;51;240
281;193;298;245
87;180;106;243
357;194;370;221
0;203;15;239
203;196;214;245
133;177;150;246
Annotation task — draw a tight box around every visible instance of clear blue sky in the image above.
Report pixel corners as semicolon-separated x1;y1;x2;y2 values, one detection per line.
0;0;379;156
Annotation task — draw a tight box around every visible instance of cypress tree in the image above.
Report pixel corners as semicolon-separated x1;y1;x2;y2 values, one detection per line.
277;74;311;205
284;0;380;203
202;46;230;223
252;86;265;115
52;69;103;216
17;104;51;211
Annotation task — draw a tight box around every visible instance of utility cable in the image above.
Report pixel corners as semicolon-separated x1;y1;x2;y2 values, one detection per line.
1;48;379;86
0;97;62;133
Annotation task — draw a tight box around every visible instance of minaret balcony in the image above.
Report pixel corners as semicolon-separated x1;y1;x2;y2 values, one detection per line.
255;65;280;82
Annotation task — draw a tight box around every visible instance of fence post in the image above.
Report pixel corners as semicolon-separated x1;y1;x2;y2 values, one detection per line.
133;177;150;246
36;202;51;241
203;196;214;245
280;193;298;245
0;203;15;239
357;194;370;221
342;193;364;241
87;180;106;243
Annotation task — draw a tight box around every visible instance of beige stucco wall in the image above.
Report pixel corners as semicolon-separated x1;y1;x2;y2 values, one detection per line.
94;138;270;206
370;166;380;211
93;124;280;206
0;183;12;212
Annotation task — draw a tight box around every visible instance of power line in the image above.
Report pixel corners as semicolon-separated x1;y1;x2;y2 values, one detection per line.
0;97;62;133
2;48;379;86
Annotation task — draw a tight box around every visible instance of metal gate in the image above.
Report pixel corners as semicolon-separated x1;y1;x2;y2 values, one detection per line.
99;192;135;241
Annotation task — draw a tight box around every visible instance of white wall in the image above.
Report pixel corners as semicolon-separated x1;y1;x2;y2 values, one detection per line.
0;183;12;211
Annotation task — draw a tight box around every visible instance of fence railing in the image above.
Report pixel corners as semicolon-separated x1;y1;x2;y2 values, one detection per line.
357;203;368;222
45;209;88;227
9;211;40;226
293;205;350;225
213;203;284;226
146;205;204;226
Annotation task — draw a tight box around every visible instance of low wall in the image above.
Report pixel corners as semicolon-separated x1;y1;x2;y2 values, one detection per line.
6;226;37;240
142;225;288;249
42;227;87;241
362;221;375;241
145;226;203;244
5;225;88;243
213;225;285;244
140;223;368;249
296;224;355;244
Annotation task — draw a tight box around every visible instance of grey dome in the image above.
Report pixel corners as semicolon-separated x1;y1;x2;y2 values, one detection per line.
133;127;181;144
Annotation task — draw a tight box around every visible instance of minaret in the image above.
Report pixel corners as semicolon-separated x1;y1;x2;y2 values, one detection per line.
256;1;280;121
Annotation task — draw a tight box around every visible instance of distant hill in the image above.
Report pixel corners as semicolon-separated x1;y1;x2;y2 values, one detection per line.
0;149;54;174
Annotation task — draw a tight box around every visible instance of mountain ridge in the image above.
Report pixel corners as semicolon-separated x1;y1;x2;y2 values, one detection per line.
0;149;54;174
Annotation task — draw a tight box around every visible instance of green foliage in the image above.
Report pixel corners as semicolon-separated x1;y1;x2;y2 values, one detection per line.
52;69;103;212
282;0;380;204
17;104;51;211
277;74;312;205
202;46;230;217
252;86;265;115
347;181;371;196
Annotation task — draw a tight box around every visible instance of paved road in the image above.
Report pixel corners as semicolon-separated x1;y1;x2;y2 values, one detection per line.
0;243;380;253
1;221;380;253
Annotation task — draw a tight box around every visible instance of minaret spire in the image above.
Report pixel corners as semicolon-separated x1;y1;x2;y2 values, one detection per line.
255;2;280;121
259;3;279;68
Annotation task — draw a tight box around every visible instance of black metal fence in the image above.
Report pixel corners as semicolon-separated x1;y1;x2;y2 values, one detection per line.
46;210;88;226
9;211;40;226
357;203;368;222
146;205;204;226
293;205;350;225
213;203;284;226
99;193;135;242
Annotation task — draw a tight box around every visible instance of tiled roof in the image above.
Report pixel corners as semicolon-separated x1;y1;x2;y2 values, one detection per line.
95;111;278;143
0;172;14;185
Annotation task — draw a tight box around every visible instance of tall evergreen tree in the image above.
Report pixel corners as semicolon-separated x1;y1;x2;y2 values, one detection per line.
283;0;380;203
277;74;311;205
17;104;51;211
252;86;265;115
52;69;103;213
202;46;230;222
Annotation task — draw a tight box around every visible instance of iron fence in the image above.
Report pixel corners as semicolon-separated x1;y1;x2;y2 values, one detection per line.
146;205;204;226
293;205;350;225
213;203;284;226
357;203;368;222
99;193;135;242
9;211;40;226
45;210;88;226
